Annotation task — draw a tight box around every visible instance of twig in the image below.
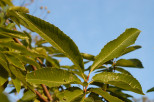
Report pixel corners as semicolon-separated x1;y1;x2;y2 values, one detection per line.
35;90;48;102
13;38;53;102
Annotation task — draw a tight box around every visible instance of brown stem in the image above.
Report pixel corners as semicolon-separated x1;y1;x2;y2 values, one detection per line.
41;84;52;101
13;38;52;101
35;90;48;102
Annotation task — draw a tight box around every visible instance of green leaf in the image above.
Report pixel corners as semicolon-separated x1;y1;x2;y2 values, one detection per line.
90;88;124;102
115;67;132;75
12;76;21;93
92;72;144;95
9;65;34;92
121;45;141;56
46;56;60;68
0;27;28;39
115;59;143;68
8;12;84;72
5;53;25;70
0;0;13;7
0;53;11;75
26;68;81;87
21;90;36;101
147;87;154;93
0;93;10;102
0;42;44;58
90;28;141;72
81;53;95;61
8;6;29;13
0;35;13;42
56;88;83;102
16;55;41;69
0;66;8;86
107;87;132;102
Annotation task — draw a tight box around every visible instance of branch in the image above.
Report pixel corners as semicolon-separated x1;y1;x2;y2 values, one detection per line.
13;38;53;101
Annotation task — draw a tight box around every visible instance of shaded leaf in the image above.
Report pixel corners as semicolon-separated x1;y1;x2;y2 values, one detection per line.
56;87;83;102
147;87;154;93
90;28;141;72
115;59;143;68
121;45;141;56
26;68;81;87
90;88;124;102
0;66;8;86
21;90;36;101
0;93;10;102
92;72;144;95
12;76;21;93
46;56;60;68
115;67;132;75
81;53;95;61
8;12;84;72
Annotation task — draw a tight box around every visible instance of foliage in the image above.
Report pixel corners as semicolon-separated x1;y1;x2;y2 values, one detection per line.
0;0;146;102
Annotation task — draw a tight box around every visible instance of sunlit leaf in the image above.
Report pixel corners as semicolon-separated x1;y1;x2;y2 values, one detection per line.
26;68;81;87
115;59;143;68
8;12;84;72
0;27;28;39
8;6;29;13
90;28;141;72
92;72;144;95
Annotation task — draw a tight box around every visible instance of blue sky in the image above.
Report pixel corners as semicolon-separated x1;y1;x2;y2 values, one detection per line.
12;0;154;100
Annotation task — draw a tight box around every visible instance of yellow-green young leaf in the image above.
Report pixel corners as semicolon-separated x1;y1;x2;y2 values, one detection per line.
4;53;25;70
12;76;21;93
0;67;8;86
43;46;61;54
90;88;124;102
8;12;84;72
0;27;28;39
56;88;83;102
115;59;143;68
21;90;36;101
0;42;44;58
121;45;141;56
0;0;13;7
90;28;141;72
8;6;29;13
34;47;47;57
147;87;154;93
26;68;81;87
92;72;144;95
